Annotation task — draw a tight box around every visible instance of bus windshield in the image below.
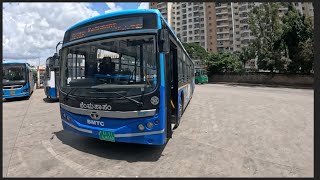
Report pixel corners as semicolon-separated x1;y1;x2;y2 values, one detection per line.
3;64;26;85
60;35;158;98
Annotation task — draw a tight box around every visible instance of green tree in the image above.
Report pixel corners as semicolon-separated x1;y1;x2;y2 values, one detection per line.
205;52;243;74
249;3;285;73
237;45;256;68
282;4;313;74
183;43;208;61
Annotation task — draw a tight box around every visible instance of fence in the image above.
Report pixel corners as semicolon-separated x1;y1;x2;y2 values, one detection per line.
209;72;313;87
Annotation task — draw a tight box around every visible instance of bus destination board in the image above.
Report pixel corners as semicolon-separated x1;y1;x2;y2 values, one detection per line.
69;17;143;42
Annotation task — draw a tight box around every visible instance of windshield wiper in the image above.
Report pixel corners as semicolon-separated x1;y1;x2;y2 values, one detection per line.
88;91;143;107
114;92;143;107
64;88;78;101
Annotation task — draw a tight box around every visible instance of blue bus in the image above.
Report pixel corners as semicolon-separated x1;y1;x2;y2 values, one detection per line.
44;55;60;100
44;42;62;100
2;62;35;99
59;9;195;145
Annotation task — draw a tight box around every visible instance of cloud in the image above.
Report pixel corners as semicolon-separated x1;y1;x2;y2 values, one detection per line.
105;3;122;13
3;3;99;65
138;2;149;9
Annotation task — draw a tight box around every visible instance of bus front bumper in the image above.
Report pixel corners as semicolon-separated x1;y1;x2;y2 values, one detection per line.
3;89;29;99
60;108;166;145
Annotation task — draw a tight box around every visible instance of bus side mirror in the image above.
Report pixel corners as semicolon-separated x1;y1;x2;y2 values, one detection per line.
159;29;169;54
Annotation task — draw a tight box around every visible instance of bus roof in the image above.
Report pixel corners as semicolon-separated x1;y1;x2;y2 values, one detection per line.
65;9;193;65
3;61;28;65
67;9;162;31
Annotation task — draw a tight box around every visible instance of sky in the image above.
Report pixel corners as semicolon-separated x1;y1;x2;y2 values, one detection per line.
2;2;149;66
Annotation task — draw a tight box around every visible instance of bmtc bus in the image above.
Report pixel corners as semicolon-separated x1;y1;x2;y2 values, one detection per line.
44;54;60;99
195;68;208;84
2;62;35;99
44;42;62;100
59;9;195;145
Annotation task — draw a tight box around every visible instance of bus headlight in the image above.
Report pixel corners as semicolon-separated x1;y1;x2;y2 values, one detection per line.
147;122;154;129
138;124;145;131
22;89;28;92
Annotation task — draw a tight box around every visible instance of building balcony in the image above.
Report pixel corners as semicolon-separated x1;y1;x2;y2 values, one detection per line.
217;37;230;41
217;31;229;34
216;11;228;15
217;24;229;28
216;5;228;9
216;18;229;21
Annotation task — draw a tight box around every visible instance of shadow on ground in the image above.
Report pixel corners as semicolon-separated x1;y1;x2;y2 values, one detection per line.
43;98;59;103
210;82;313;90
3;96;30;103
53;130;167;163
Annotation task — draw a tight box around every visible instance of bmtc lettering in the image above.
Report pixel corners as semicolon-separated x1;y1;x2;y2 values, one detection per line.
87;119;105;126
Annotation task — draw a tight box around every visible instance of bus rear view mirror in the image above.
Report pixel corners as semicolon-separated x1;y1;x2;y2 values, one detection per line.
159;29;169;54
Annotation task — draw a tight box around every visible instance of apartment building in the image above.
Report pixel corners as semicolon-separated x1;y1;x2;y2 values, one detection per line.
150;2;217;54
149;2;173;27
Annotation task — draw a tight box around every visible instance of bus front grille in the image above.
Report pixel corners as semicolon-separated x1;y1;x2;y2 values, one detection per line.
3;85;23;89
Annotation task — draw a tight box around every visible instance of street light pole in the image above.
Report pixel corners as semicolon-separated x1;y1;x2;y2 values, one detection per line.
37;57;40;89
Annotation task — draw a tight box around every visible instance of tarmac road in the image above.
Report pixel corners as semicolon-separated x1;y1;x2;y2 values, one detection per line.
3;84;313;177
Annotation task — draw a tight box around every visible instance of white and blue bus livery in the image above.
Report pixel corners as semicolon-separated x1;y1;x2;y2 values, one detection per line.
59;9;195;145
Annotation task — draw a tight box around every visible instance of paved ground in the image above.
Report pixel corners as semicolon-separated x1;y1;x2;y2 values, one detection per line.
3;84;313;177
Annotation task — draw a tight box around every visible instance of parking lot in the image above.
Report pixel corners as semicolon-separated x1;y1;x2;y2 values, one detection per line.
3;84;313;177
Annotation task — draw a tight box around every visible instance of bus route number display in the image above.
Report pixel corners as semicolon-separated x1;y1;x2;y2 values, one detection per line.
69;17;143;42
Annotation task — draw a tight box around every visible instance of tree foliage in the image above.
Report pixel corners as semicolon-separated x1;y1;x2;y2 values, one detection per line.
282;4;313;74
183;43;208;61
237;45;256;68
249;3;286;73
205;52;243;74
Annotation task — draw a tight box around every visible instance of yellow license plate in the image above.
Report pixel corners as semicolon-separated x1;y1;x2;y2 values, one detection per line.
10;91;15;95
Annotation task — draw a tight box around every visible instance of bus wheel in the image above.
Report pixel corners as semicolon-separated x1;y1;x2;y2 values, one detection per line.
195;79;198;84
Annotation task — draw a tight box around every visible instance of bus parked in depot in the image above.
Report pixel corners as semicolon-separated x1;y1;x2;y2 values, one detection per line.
59;9;194;145
2;62;35;99
195;68;208;84
44;42;62;100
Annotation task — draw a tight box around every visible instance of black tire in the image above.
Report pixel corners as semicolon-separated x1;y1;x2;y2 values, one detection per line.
195;79;198;84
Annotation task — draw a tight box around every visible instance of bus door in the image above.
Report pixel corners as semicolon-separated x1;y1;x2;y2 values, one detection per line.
165;40;178;137
55;67;60;97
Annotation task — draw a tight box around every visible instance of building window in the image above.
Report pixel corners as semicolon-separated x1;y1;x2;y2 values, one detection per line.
189;31;192;34
189;25;192;28
236;31;239;34
189;37;192;40
184;37;187;42
209;17;212;20
236;25;239;28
